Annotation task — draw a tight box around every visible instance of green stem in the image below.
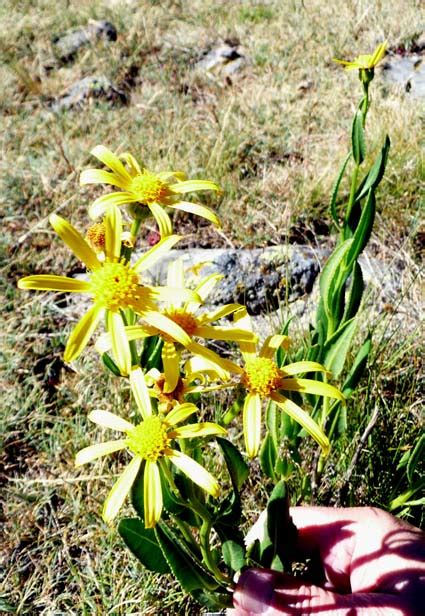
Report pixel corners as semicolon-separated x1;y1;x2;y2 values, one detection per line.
343;163;359;235
199;517;232;586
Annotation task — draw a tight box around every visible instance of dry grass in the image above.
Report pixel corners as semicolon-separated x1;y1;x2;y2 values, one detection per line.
1;0;423;613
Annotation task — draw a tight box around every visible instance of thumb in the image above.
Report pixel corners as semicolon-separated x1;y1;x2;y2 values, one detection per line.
231;569;411;615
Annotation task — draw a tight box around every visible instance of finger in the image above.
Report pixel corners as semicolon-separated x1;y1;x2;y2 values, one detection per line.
232;569;416;615
289;507;425;594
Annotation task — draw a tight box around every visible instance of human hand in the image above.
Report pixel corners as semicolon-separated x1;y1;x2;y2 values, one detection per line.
230;506;425;615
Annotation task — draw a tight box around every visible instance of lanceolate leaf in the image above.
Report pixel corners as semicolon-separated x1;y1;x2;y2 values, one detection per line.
216;437;249;492
118;518;170;574
323;318;358;378
260;433;278;480
155;522;219;593
347;189;375;268
266;480;297;571
222;540;246;573
342;335;371;397
102;352;122;377
342;261;364;323
319;240;353;319
330;151;351;226
356;135;390;201
352;110;366;165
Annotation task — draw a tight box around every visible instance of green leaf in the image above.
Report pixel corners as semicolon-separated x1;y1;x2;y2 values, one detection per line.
323;318;358;378
342;261;364;323
342;335;371;397
266;480;297;570
155;522;219;593
259;433;278;480
330;151;351;226
389;478;425;510
216;437;248;492
222;540;246;572
140;335;163;371
351;110;366;165
118;518;171;574
347;189;376;268
407;434;425;484
319;240;353;319
356;135;390;200
102;352;122;377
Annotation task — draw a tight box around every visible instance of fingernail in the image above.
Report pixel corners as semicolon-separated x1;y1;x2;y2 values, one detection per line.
235;569;279;614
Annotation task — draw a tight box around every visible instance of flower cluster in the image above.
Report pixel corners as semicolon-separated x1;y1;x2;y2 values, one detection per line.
18;145;343;528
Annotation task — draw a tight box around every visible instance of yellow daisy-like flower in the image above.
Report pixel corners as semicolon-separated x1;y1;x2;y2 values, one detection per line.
334;41;387;71
232;308;345;458
80;145;222;236
18;207;196;368
96;259;255;392
76;367;226;527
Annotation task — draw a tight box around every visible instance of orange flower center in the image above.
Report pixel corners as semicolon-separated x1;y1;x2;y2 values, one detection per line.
163;308;198;339
86;222;106;251
242;357;283;397
130;172;172;204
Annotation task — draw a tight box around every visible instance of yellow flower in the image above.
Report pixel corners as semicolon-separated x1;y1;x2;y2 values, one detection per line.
96;260;254;391
334;41;387;71
231;308;344;457
18;207;196;367
80;145;221;236
76;367;226;527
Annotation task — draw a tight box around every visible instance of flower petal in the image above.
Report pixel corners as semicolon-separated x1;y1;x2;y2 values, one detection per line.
64;305;103;362
119;152;142;175
18;275;90;293
103;456;142;523
168;450;219;497
195;324;258;342
89;192;138;220
108;312;131;376
243;393;262;458
133;234;181;273
233;307;257;359
142;311;191;346
167;259;184;289
104;205;122;261
162;341;181;393
187;341;243;374
75;440;127;466
88;410;134;433
80;168;127;188
49;214;100;270
166;403;198;426
90;145;132;185
202;303;244;323
172;422;227;439
280;361;329;376
279;378;345;402
170;179;221;194
260;335;291;359
144;460;163;528
130;367;152;418
271;392;330;454
148;202;173;237
168;201;221;227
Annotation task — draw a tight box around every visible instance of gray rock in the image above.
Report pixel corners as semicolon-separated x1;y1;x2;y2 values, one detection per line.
145;246;322;316
50;75;128;112
195;42;248;75
382;53;425;98
52;20;117;62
